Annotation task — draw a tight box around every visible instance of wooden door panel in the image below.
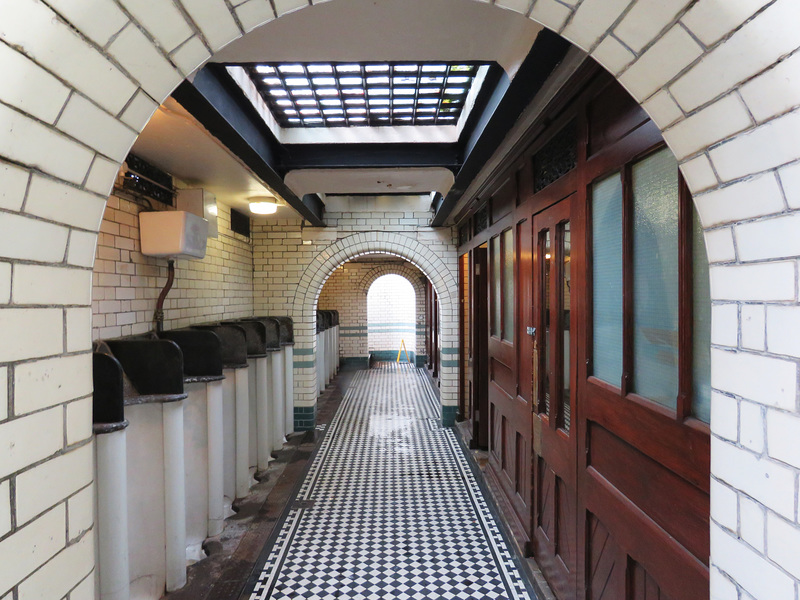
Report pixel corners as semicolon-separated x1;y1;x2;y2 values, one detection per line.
490;357;515;397
629;560;674;600
587;514;625;600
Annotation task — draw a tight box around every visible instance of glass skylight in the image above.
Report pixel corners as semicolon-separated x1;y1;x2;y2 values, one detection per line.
242;62;488;128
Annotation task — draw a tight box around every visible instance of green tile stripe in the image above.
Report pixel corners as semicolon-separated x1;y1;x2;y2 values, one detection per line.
294;404;317;431
294;348;314;356
442;405;458;427
441;347;459;355
294;361;316;368
441;360;459;368
341;333;368;337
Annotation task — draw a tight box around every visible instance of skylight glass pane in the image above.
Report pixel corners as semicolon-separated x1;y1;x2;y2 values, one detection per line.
245;61;488;127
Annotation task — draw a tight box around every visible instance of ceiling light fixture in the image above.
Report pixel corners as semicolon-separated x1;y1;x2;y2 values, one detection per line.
249;199;278;215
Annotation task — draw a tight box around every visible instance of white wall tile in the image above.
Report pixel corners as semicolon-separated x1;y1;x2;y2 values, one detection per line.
712;437;795;519
170;36;211;77
739;400;764;453
45;0;129;47
66;308;93;353
0;104;94;186
16;529;93;600
0;368;6;423
235;0;275;33
14;354;93;416
68;231;99;269
66;397;93;446
84;157;121;198
0;480;9;538
739;495;765;553
0;161;29;212
664;93;753;160
710;565;739;600
118;0;194;52
15;444;93;525
0;309;63;363
561;0;630;51
591;36;635;75
710;261;795;302
711;303;739;347
767;305;800;358
681;0;766;47
25;175;106;232
120;90;159;133
712;348;796;410
107;24;183;103
495;0;530;13
13;265;92;306
711;391;738;441
67;483;94;541
0;407;63;479
614;0;689;54
711;476;738;531
767;512;800;579
0;505;66;594
57;95;137;163
694;173;784;228
766;408;800;469
619;24;703;101
740;51;800;124
778;161;800;210
0;43;71;124
711;108;800;183
672;0;800;113
643;90;684;129
178;0;241;52
703;227;736;263
67;574;94;600
736;213;800;262
0;0;137;115
740;304;765;351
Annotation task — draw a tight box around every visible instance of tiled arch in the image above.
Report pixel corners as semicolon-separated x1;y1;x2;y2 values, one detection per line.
291;232;458;415
1;0;799;598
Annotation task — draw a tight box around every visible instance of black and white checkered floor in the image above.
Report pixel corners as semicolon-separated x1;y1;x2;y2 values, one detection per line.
247;363;534;600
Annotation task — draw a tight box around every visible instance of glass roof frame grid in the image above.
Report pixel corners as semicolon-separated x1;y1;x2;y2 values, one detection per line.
242;61;487;128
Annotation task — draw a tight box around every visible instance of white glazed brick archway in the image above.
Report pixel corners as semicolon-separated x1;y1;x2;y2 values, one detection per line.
0;0;799;598
290;232;458;417
359;264;428;360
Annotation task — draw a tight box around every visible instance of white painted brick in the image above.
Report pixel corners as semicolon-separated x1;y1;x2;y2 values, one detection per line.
67;483;94;541
703;227;736;263
0;0;137;115
561;0;630;52
179;0;241;52
673;0;800;113
739;495;765;553
614;0;689;53
713;391;739;441
118;0;194;52
0;505;66;594
766;408;800;469
16;444;93;525
85;157;121;198
712;437;795;519
778;161;800;210
67;308;93;353
0;407;63;477
529;0;572;30
740;304;765;351
0;262;11;306
26;175;106;231
591;36;635;75
694;173;784;228
45;0;129;47
711;476;738;532
619;24;704;101
66;397;93;446
739;401;764;453
766;512;800;579
710;565;739;600
0;161;29;212
17;530;94;600
68;231;99;269
711;348;796;410
0;42;71;124
171;36;210;77
0;367;6;423
737;212;800;262
68;573;94;600
0;212;69;264
0;480;9;538
681;0;765;47
13;265;92;306
711;108;800;182
107;24;183;103
495;0;529;13
235;0;275;33
0;309;63;363
712;303;738;347
0;104;94;186
120;90;159;133
682;154;719;194
57;95;137;163
274;0;310;16
767;304;800;360
643;90;684;129
740;50;800;123
710;261;795;302
14;354;93;416
664;93;753;160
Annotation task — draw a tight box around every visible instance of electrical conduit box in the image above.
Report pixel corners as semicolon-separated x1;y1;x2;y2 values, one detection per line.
139;211;209;259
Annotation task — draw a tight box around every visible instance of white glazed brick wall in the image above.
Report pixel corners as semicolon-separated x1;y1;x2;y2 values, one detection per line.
92;182;254;340
318;263;427;359
366;274;418;354
0;0;798;598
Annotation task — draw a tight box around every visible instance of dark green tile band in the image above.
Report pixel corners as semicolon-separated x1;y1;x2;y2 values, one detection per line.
442;405;458;427
294;404;317;431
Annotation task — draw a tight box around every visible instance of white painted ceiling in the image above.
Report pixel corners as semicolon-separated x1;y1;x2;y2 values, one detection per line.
134;0;541;219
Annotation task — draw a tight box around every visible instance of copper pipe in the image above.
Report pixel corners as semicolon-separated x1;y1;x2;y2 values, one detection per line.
154;259;175;333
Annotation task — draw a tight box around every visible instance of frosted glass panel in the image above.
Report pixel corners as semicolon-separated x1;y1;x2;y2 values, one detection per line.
591;173;623;386
502;228;514;341
491;235;501;337
692;209;711;423
632;148;679;408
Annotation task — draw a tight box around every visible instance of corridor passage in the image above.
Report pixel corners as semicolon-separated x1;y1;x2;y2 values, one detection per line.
245;363;535;600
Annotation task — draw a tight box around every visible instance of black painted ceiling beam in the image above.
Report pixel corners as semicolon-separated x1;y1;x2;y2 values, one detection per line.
431;30;572;226
280;143;461;172
172;67;326;226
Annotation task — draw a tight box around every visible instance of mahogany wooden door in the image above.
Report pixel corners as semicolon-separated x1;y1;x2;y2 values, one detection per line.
469;247;489;448
530;196;578;600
